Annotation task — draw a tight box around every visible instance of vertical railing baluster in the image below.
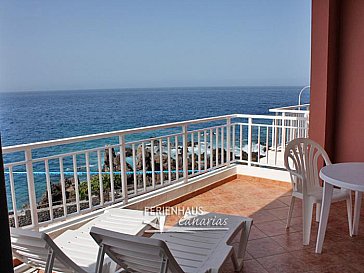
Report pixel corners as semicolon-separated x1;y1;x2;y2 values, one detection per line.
159;139;164;185
44;160;54;220
272;113;277;148
232;124;236;162
132;144;137;194
288;116;292;142
215;127;219;166
72;155;80;212
210;128;213;169
197;132;201;172
221;127;224;164
257;126;261;164
281;113;286;150
119;135;128;204
108;147;115;203
167;137;171;183
142;142;147;191
226;118;231;165
97;150;104;206
204;130;207;171
247;118;252;166
151;140;155;188
182;125;188;182
85;152;92;209
274;123;279;165
25;149;38;228
175;135;179;180
191;133;195;174
59;157;67;216
239;124;243;160
266;126;269;164
277;118;282;151
9;166;19;227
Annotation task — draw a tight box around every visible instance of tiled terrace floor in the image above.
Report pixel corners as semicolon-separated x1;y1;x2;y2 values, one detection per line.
165;176;364;273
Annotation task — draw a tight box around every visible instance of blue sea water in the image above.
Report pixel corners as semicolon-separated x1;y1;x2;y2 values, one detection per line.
0;86;309;209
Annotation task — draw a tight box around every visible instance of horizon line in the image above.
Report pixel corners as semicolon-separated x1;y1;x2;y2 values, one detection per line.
0;84;309;94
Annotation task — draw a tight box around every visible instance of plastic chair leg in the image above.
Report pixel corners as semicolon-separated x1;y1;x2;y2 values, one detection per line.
302;199;313;245
286;196;296;229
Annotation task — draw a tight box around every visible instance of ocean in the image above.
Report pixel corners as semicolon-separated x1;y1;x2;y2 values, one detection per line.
0;86;309;209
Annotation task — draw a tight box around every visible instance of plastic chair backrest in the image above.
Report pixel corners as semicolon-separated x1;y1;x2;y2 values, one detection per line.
90;226;185;273
284;138;331;195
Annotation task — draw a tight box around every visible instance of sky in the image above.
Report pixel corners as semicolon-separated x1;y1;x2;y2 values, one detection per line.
0;0;311;92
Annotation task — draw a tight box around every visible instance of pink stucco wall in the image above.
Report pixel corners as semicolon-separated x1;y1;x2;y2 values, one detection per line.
309;0;364;162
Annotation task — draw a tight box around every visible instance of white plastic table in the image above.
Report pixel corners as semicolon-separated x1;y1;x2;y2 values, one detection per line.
316;162;364;253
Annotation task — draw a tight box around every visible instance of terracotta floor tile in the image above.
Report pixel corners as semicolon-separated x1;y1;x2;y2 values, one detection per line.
247;237;287;259
303;265;362;273
291;248;350;268
321;239;364;270
248;225;268;240
213;205;248;216
277;195;296;206
242;259;269;273
271;231;315;252
317;220;352;244
243;251;253;261
262;199;288;210
292;247;363;273
249;210;280;223
266;206;302;221
281;190;293;197
255;220;297;237
256;253;308;273
286;216;304;231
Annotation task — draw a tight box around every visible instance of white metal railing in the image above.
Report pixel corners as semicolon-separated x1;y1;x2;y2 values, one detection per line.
2;112;308;229
269;104;309;150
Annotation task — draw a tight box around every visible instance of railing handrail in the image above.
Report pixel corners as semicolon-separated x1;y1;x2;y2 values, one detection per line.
269;103;310;113
298;86;310;105
2;113;307;154
2;114;236;153
235;114;307;120
269;109;310;114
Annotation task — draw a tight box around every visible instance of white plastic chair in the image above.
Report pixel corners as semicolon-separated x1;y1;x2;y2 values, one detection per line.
284;138;352;245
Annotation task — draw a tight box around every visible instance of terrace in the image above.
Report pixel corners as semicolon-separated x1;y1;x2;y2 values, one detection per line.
3;101;315;272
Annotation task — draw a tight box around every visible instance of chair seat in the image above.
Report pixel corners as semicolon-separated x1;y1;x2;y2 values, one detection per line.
292;188;350;203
